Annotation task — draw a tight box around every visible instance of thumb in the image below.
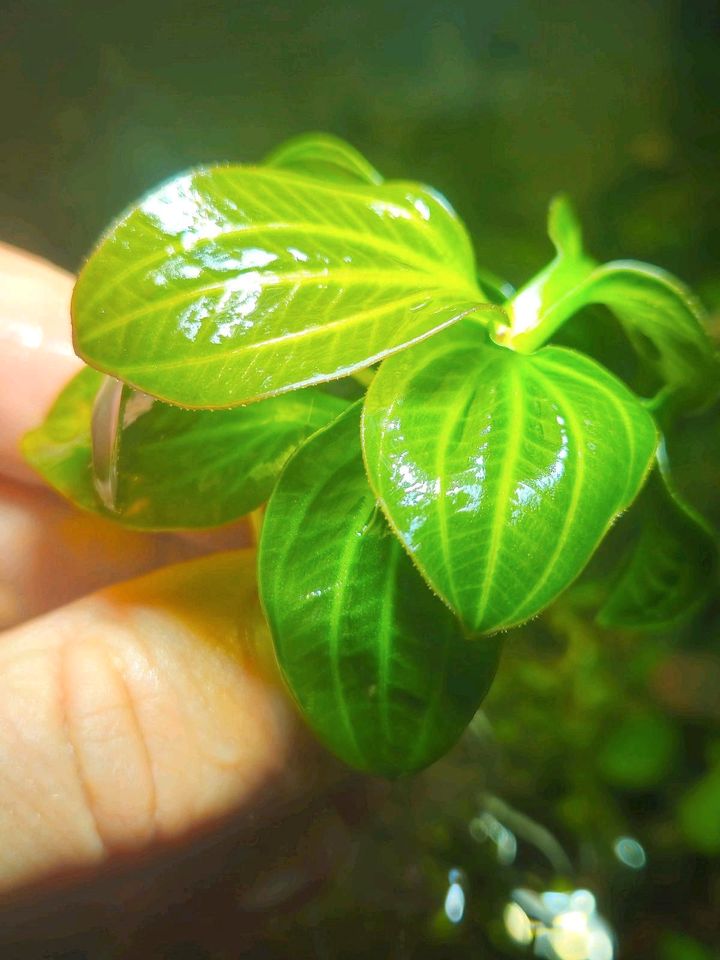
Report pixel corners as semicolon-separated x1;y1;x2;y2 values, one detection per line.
0;548;333;898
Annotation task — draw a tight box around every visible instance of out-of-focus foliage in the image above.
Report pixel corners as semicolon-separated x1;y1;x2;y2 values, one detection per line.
2;0;720;303
678;765;720;856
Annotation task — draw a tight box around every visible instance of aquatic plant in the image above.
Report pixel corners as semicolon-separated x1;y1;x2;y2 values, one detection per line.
24;134;719;776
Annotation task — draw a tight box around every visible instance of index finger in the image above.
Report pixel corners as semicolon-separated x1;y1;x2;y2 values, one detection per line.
0;242;80;484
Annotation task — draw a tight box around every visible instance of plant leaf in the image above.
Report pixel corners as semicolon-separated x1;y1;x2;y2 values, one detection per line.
504;198;720;411
497;195;596;349
258;403;499;776
362;323;658;635
22;366;106;515
546;192;584;259
550;262;720;411
266;132;384;185
597;457;718;628
73;164;493;408
22;366;345;529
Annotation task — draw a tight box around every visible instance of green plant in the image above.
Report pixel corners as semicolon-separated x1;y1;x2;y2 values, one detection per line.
23;134;720;776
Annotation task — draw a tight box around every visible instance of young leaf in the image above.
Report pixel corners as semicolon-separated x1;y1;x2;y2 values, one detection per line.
503;198;720;411
258;403;500;777
362;323;658;635
265;132;384;185
497;195;596;349
546;262;719;411
546;192;584;260
73;165;493;408
23;367;345;529
597;459;718;628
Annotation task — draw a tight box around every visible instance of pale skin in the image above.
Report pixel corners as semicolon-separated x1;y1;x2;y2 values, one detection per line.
0;243;356;955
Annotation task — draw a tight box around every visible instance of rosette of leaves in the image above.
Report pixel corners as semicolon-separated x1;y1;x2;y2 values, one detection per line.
24;133;720;776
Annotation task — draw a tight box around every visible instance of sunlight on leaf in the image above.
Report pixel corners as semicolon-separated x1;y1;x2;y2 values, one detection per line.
73;161;494;408
362;323;658;635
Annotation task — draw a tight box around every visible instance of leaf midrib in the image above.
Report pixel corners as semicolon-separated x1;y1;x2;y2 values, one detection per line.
536;354;645;505
325;491;375;770
113;297;482;378
79;267;480;347
78;215;477;317
473;362;524;630
500;365;586;625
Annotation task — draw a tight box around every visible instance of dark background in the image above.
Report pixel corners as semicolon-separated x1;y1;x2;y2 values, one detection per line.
2;0;719;299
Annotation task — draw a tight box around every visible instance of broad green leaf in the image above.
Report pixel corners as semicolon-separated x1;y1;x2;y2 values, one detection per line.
362;324;658;635
23;366;345;529
502;197;720;411
597;457;718;628
266;132;383;185
259;403;500;776
73;164;492;408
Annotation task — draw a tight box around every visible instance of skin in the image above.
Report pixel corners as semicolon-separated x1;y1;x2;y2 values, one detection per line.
0;242;358;956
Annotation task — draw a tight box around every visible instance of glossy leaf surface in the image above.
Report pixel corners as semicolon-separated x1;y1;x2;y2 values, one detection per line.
362;324;658;634
597;460;718;628
259;404;499;776
504;198;720;410
266;132;384;185
23;367;345;529
73;164;490;408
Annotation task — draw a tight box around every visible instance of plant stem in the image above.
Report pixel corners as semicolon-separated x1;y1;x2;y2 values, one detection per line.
481;793;574;877
494;254;596;353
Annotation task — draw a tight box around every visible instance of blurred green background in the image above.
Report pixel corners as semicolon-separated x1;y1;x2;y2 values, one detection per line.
1;1;719;958
2;0;719;299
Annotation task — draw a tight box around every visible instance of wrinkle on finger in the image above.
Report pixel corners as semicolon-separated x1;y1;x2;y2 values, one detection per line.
60;634;157;855
0;550;333;898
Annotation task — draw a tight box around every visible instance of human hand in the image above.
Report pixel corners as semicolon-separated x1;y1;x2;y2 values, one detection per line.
0;243;356;957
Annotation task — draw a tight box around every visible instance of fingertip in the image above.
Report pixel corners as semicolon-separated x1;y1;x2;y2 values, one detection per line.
0;242;80;484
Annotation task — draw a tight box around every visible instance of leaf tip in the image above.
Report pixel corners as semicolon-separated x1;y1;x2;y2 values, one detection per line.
547;193;584;260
